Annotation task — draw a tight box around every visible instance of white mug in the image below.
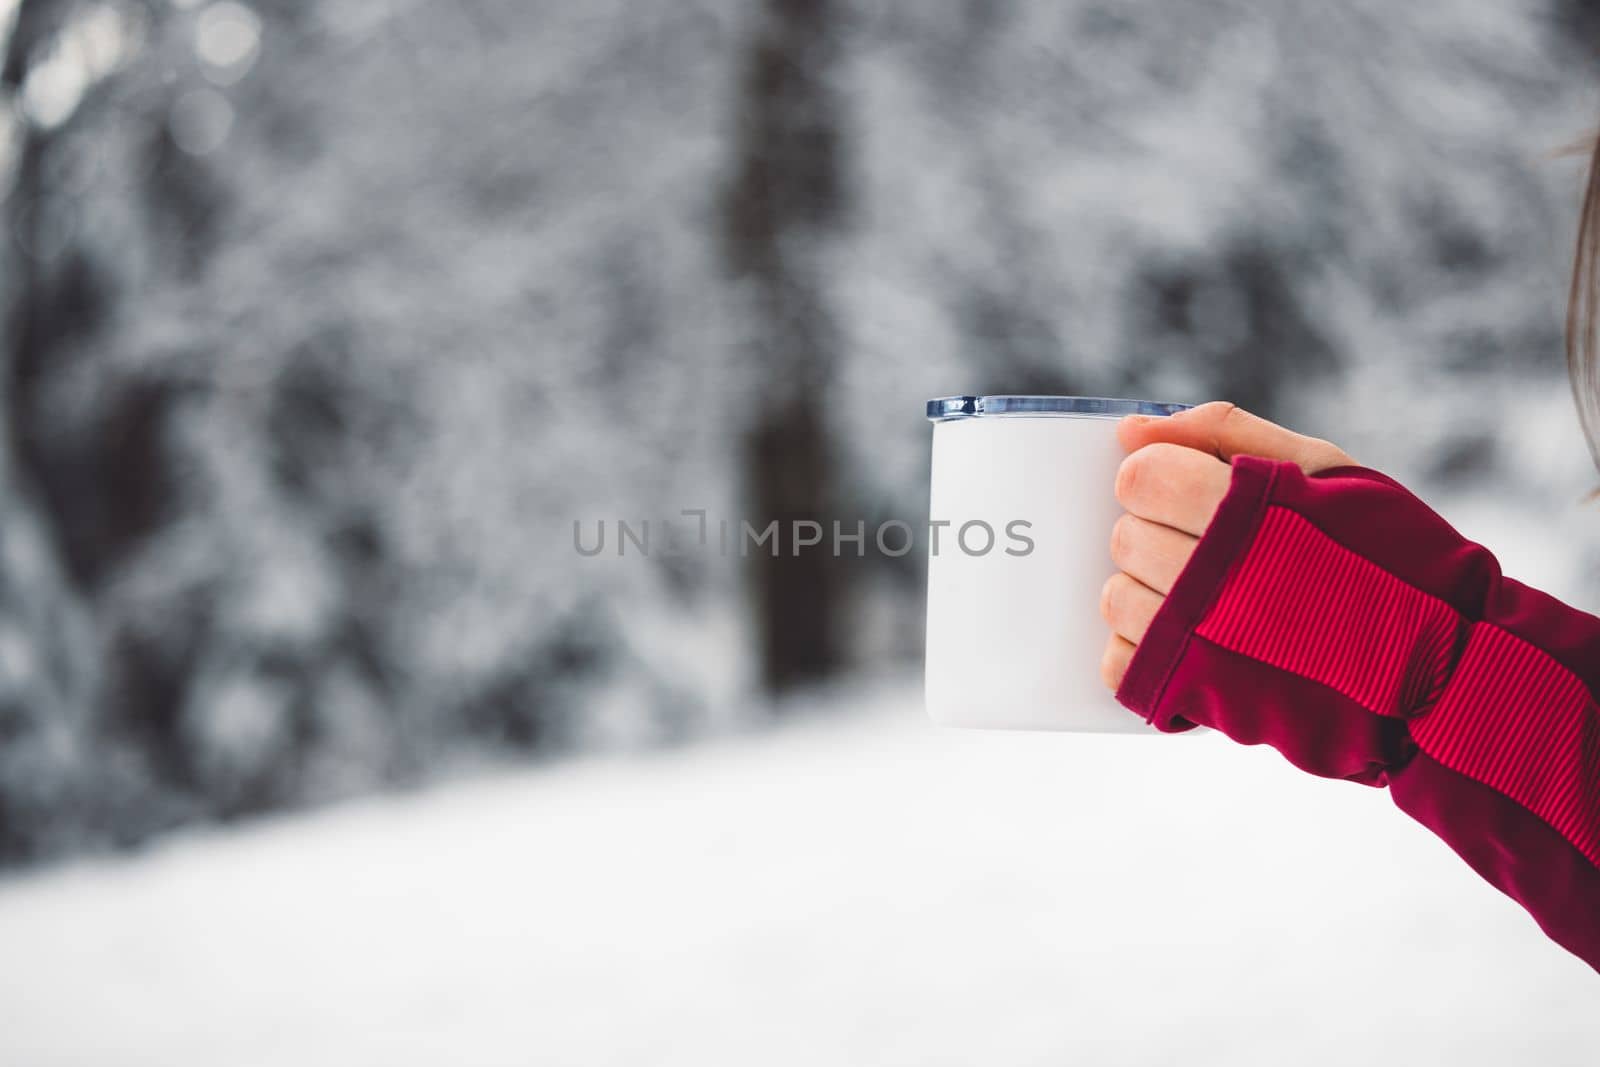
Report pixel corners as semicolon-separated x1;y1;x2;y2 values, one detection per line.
924;395;1191;732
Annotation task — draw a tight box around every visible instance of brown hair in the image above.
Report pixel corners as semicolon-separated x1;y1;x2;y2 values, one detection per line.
1567;138;1600;475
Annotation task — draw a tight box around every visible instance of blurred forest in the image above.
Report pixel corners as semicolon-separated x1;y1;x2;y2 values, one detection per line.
1;0;1599;861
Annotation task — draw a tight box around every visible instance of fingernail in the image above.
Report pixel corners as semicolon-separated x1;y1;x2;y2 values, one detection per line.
1123;414;1154;425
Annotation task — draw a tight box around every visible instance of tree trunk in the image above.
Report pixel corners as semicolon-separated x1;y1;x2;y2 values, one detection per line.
722;0;848;695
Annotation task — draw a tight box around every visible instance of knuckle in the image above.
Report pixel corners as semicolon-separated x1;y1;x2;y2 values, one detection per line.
1145;441;1187;462
1114;450;1144;504
1099;574;1121;624
1117;443;1174;502
1306;438;1353;470
1100;649;1120;691
1109;513;1133;563
1189;400;1238;428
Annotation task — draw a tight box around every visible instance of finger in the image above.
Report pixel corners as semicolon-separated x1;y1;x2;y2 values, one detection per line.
1099;572;1163;645
1114;443;1231;538
1110;513;1199;596
1100;633;1136;692
1117;401;1354;474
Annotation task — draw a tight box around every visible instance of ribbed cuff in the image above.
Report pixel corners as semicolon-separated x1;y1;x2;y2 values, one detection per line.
1115;454;1279;726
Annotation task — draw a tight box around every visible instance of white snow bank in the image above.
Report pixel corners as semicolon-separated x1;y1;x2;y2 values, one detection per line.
0;680;1595;1066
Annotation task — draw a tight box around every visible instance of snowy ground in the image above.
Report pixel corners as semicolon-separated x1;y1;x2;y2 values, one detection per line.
0;679;1596;1067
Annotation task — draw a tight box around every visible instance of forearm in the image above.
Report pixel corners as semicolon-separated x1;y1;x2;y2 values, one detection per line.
1117;455;1600;971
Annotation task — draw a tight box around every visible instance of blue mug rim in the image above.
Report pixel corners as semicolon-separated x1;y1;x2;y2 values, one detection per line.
927;395;1193;421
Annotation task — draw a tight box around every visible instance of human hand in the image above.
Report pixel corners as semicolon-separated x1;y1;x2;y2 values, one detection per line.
1099;402;1356;691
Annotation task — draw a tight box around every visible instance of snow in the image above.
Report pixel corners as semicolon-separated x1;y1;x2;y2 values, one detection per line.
1;680;1595;1066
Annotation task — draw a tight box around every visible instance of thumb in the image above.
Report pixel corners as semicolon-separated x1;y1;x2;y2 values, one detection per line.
1116;401;1354;474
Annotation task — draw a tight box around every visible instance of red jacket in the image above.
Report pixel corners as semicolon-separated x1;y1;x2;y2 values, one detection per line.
1115;455;1600;973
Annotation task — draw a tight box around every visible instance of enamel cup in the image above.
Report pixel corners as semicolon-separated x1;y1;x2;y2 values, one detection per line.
924;395;1191;732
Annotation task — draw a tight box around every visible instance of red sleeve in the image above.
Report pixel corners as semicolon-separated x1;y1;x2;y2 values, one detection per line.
1116;455;1600;973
